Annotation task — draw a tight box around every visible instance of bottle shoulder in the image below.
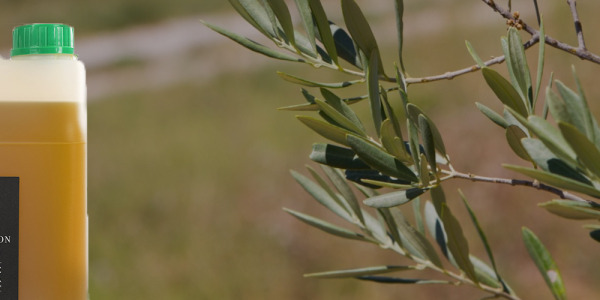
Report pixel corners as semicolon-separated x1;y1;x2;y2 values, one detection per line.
10;54;78;61
0;57;86;103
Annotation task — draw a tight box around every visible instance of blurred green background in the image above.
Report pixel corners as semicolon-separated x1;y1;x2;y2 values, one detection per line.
2;0;600;299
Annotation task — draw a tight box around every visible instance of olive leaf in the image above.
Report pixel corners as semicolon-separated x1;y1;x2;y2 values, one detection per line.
284;208;369;242
482;68;528;117
363;188;427;208
202;20;303;62
347;134;418;182
305;265;415;279
522;227;567;300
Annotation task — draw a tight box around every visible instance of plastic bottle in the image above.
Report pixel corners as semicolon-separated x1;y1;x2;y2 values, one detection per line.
0;23;87;299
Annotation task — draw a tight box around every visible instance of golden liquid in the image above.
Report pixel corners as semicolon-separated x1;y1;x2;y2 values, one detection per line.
0;101;87;299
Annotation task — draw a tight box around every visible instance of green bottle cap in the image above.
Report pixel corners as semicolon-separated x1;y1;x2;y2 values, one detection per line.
10;23;74;57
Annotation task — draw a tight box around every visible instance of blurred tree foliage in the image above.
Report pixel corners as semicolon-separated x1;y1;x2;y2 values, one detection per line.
205;0;600;299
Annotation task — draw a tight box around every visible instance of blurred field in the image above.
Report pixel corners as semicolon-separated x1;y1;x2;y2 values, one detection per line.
0;0;230;42
4;0;600;299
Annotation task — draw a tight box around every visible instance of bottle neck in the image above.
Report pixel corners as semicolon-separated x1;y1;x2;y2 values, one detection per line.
10;54;77;60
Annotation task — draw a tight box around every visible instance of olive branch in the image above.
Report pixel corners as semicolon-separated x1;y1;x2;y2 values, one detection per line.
203;1;600;299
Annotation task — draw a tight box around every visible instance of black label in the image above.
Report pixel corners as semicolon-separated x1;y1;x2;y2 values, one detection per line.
0;177;19;299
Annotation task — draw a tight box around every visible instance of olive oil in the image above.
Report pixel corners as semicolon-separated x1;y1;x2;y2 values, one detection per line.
0;24;87;299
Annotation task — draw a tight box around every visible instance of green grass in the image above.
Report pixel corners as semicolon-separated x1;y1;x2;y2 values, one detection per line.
88;69;311;299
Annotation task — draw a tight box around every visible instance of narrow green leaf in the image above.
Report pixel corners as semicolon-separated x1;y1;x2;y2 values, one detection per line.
364;188;426;208
470;255;502;289
359;179;412;189
309;143;368;169
461;191;509;292
341;0;386;75
293;32;320;58
584;224;600;230
556;80;595;143
412;197;425;235
506;108;577;165
503;107;528;134
559;121;600;178
363;209;392;244
394;0;405;71
266;0;295;47
520;138;556;170
407;104;446;156
307;165;355;218
500;36;516;94
482;68;528;117
395;64;408;106
329;22;362;68
293;0;316;55
316;44;333;63
465;40;485;68
291;169;353;222
355;183;378;198
315;99;365;136
572;66;587;107
296;115;356;146
585;224;600;243
321;88;366;132
556;81;588;132
533;17;545;106
345;169;411;189
378;208;403;247
476;102;509;128
305;265;415;279
539;199;600;220
543;72;555;119
506;125;532;162
407;120;421;168
546;88;571;124
424;200;449;260
277;72;364;88
278;103;319;111
592;118;600;150
391;208;444;267
528;116;577;164
441;201;478;284
381;88;405;141
301;88;316;104
569;66;599;148
380;120;410;161
308;0;338;65
347;135;418;182
279;89;363;111
590;229;600;243
228;0;276;38
419;154;431;185
260;0;281;39
507;27;532;108
357;276;450;285
320;165;364;224
284;208;369;242
521;227;567;300
504;164;600;198
367;51;383;136
520;138;591;184
419;114;437;173
431;187;478;284
202;21;302;62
